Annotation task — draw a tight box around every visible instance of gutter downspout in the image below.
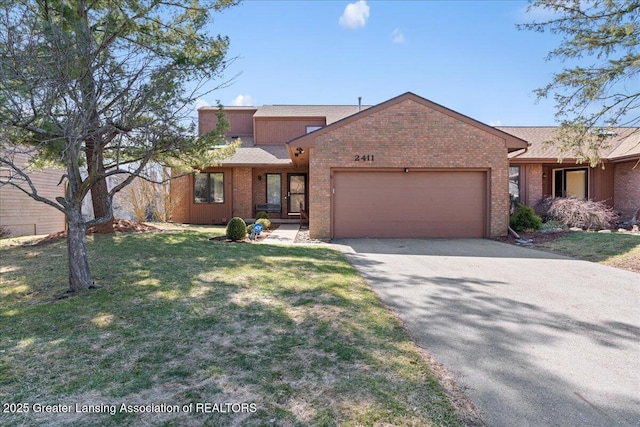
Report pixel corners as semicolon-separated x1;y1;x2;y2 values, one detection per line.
509;146;529;158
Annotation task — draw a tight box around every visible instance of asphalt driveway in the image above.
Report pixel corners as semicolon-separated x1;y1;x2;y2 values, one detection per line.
334;238;640;427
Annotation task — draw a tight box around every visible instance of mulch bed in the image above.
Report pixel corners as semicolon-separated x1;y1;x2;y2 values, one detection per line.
34;220;158;245
492;230;572;246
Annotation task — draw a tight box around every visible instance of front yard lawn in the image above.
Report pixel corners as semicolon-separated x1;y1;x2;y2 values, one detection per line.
536;231;640;273
0;227;466;426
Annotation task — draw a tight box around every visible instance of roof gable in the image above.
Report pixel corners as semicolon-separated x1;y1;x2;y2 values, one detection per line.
289;92;528;151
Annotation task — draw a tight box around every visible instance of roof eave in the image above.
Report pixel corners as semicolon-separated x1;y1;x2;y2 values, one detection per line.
608;153;640;163
288;92;530;151
218;161;293;167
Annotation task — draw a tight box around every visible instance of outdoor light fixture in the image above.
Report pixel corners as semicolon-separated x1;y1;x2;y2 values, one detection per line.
404;168;410;173
294;147;305;157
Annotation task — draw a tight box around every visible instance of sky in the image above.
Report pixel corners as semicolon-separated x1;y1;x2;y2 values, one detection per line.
196;0;568;126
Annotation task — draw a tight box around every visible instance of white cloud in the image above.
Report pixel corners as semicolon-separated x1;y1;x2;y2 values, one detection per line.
195;98;210;110
489;120;502;127
230;94;256;106
339;0;370;29
391;28;405;43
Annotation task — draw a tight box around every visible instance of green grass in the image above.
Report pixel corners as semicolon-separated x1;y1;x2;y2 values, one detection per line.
537;231;640;272
0;227;464;426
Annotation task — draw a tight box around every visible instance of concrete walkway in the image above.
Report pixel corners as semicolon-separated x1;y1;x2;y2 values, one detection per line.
262;224;299;244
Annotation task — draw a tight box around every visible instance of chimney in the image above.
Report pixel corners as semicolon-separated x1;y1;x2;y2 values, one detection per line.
358;96;362;112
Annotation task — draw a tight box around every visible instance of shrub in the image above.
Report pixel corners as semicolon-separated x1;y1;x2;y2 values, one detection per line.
256;211;270;220
535;197;616;230
0;226;10;238
255;218;271;230
246;224;254;234
226;217;247;241
510;204;542;232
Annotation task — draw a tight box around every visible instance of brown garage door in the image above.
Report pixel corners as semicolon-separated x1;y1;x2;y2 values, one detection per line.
333;170;486;238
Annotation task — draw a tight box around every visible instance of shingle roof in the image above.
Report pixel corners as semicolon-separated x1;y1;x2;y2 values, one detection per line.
218;137;291;165
606;128;640;160
288;92;528;151
498;126;640;161
253;105;369;124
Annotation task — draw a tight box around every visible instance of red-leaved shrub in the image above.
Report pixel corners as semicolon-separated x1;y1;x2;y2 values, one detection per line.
535;197;617;230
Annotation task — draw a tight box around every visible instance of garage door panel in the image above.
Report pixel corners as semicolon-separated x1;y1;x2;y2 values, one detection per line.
333;171;486;238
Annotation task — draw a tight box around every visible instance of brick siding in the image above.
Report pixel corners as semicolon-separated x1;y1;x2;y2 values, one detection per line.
232;167;253;218
614;161;640;219
526;164;543;207
309;98;510;239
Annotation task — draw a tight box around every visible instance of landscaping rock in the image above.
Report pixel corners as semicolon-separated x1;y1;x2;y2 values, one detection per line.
516;238;534;246
598;229;612;233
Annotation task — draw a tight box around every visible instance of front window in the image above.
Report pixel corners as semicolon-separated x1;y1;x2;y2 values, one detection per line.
509;166;520;203
553;168;588;199
266;174;281;205
194;172;224;203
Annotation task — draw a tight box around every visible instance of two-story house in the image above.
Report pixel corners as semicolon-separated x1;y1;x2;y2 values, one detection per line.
170;92;639;239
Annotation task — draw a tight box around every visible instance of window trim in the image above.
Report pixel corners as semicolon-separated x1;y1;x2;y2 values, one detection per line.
509;166;521;203
265;173;281;206
193;172;225;204
552;167;589;199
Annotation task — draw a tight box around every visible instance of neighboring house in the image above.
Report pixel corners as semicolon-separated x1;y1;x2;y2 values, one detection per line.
499;127;640;220
0;153;161;237
0;151;66;237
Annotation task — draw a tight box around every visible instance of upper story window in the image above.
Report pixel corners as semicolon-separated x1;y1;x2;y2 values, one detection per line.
194;172;224;203
305;125;322;134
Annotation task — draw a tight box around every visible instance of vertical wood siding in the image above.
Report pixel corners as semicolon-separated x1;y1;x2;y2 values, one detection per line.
255;118;325;144
199;109;256;136
169;175;190;223
170;169;234;224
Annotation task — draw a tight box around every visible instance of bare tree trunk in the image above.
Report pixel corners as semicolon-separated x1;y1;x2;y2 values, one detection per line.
85;147;114;233
66;210;92;291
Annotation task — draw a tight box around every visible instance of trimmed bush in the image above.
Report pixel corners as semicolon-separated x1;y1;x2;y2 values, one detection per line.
246;224;254;234
226;217;247;241
255;218;271;230
256;211;270;220
535;197;616;230
510;204;542;232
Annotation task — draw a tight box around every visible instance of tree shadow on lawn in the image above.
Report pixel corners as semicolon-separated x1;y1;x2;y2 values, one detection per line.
341;254;640;427
0;232;466;426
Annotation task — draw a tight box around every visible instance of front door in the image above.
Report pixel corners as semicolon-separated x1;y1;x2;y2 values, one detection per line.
288;174;306;214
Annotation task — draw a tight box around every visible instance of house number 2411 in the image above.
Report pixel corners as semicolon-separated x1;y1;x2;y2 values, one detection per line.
354;154;374;162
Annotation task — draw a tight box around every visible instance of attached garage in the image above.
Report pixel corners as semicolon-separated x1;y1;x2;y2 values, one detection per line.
289;92;529;239
333;170;487;238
